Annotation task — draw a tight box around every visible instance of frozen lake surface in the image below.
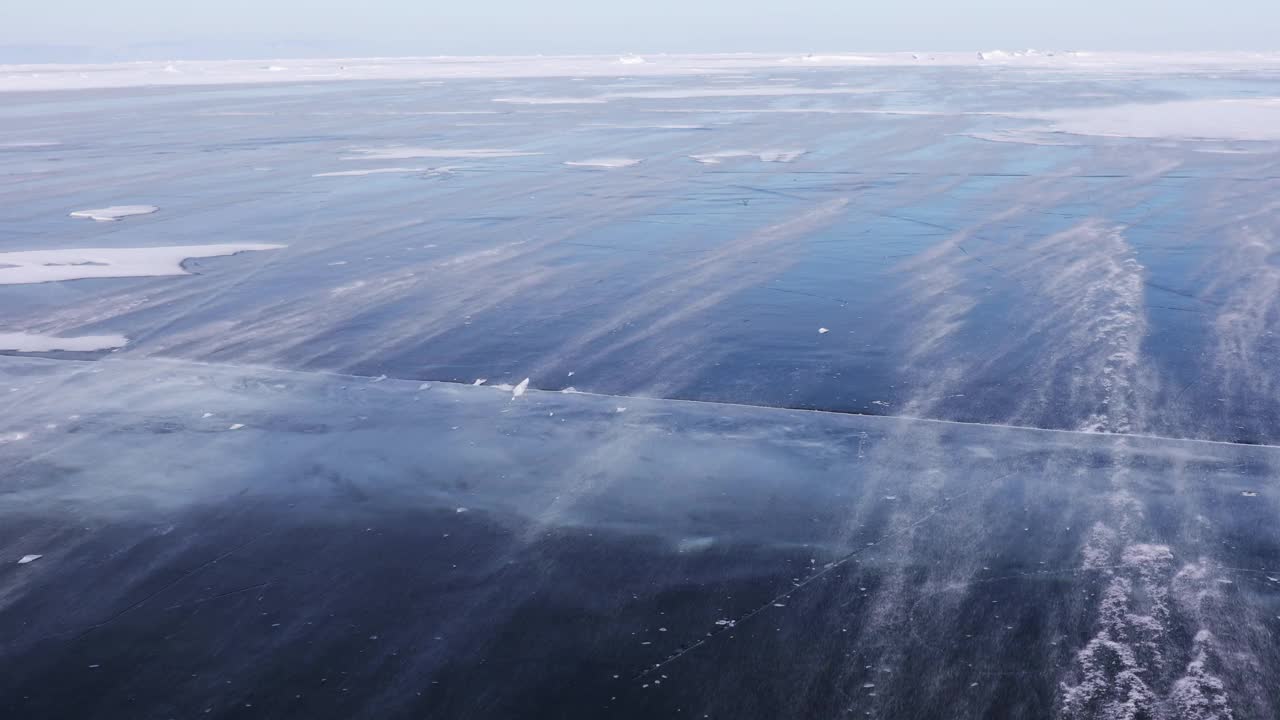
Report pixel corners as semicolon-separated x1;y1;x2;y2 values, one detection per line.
1;54;1279;718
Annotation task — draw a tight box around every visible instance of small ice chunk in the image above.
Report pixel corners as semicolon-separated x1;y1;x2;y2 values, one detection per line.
616;407;627;413
473;378;487;386
201;412;213;418
456;507;468;513
18;554;42;564
69;205;158;222
818;327;830;334
512;378;530;398
228;423;245;431
418;382;432;391
1242;491;1258;497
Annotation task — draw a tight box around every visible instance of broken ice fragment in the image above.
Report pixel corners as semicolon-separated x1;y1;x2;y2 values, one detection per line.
18;554;42;564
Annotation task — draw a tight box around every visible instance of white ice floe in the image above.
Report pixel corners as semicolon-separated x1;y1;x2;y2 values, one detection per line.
69;205;158;222
819;327;830;334
312;167;430;177
690;150;807;165
18;555;42;564
0;331;128;352
341;147;540;161
564;158;641;169
512;378;530;398
0;244;284;285
228;423;245;431
473;378;487;386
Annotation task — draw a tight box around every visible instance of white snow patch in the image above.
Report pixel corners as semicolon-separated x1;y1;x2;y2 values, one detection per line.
0;331;128;352
0;244;285;285
1040;98;1280;141
690;150;806;165
564;157;641;169
69;205;158;222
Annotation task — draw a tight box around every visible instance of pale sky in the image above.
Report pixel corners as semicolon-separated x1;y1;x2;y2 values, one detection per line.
3;0;1279;62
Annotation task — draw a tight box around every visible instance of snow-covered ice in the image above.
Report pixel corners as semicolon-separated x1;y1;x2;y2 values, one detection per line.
0;245;285;285
0;332;128;352
69;205;158;222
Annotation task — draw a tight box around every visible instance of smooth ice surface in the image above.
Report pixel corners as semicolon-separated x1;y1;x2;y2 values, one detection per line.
3;55;1280;719
0;245;285;284
3;61;1280;444
312;167;429;177
340;147;542;160
0;357;1277;719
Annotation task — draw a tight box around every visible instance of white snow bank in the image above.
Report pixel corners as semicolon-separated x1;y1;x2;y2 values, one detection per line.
564;158;641;169
69;205;158;222
341;147;540;160
5;53;1280;93
0;244;285;285
1040;98;1280;141
0;331;128;352
690;150;807;164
